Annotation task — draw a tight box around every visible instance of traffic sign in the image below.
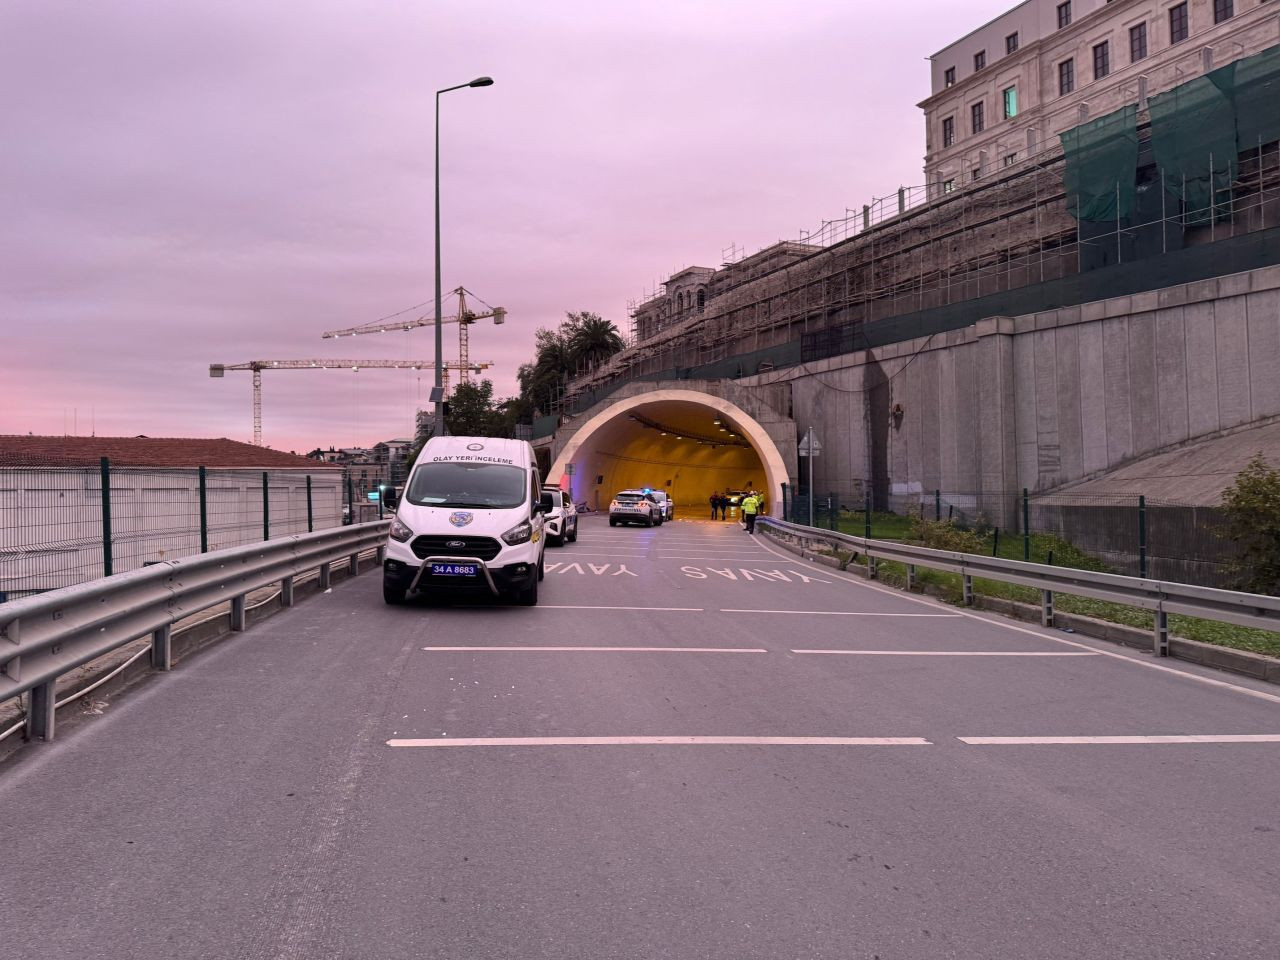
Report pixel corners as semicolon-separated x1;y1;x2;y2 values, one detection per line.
798;428;822;457
565;463;576;476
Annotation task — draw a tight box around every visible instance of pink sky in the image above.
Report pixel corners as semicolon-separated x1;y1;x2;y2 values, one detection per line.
1;0;1009;454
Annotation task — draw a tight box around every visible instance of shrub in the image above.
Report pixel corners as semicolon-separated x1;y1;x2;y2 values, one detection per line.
1219;454;1280;595
908;515;987;553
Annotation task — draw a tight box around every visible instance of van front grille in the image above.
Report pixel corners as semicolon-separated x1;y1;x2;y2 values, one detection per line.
410;535;502;561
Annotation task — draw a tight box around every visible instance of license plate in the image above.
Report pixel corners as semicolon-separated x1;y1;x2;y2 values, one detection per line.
430;563;478;577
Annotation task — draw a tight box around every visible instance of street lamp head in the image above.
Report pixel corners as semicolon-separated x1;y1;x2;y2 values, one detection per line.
469;76;494;87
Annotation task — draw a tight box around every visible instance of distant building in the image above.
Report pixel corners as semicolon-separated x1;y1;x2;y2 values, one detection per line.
921;0;1277;191
0;435;343;599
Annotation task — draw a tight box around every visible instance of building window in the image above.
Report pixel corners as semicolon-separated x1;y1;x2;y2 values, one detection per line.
942;115;956;147
942;179;956;194
971;100;985;134
1130;22;1147;62
1003;152;1018;167
1002;86;1018;119
944;66;955;87
1214;0;1233;24
696;289;705;310
1059;58;1075;96
972;168;982;182
974;50;986;71
1093;40;1110;80
1006;32;1019;54
1057;1;1072;29
1169;3;1188;44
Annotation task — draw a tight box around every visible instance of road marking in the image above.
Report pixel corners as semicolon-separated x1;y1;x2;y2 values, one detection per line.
958;735;1280;745
421;646;766;653
723;608;960;617
752;533;1280;706
793;649;1100;656
658;554;778;560
535;604;704;612
387;736;933;748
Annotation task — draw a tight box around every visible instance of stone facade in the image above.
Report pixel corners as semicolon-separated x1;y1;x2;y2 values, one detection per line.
922;0;1280;191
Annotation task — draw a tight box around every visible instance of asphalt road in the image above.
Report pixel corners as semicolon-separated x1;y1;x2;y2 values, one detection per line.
3;516;1279;959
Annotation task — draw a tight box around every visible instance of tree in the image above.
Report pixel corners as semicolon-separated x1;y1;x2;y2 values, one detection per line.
444;379;507;438
1218;454;1280;594
565;311;624;371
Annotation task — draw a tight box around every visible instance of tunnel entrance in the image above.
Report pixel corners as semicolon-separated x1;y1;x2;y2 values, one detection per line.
548;390;790;516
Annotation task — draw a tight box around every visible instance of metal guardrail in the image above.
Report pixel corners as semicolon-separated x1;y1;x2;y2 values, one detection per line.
0;520;390;740
757;517;1280;653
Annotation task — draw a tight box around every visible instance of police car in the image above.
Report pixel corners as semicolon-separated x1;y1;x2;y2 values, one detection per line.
608;489;661;527
539;487;578;546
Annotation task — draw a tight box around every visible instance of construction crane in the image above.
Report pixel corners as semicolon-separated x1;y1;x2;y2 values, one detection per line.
321;287;505;386
208;359;484;447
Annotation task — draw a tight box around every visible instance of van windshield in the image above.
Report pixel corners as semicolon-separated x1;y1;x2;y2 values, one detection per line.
406;462;527;509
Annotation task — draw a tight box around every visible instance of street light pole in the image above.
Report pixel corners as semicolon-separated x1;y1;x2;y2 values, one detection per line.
434;76;494;438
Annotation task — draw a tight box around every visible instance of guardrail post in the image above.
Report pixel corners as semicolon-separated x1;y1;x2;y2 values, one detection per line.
376;545;386;564
962;573;974;606
230;595;247;631
1154;604;1169;657
349;553;359;575
867;552;878;580
281;576;295;607
199;465;209;553
1022;488;1031;561
28;679;55;740
151;624;172;670
262;472;270;542
1041;589;1054;627
306;475;314;533
319;561;332;590
1138;495;1148;578
906;563;916;590
100;457;113;577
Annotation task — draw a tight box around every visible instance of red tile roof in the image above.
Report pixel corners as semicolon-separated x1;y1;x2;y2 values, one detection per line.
0;436;343;469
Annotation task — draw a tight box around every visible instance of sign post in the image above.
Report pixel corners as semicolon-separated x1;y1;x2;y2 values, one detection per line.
798;428;822;528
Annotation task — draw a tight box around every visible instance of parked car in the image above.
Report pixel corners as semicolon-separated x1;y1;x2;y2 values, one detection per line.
649;490;674;521
540;487;578;545
609;489;660;527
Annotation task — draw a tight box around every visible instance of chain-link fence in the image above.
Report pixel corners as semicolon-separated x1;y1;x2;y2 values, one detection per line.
780;484;1238;588
0;457;349;601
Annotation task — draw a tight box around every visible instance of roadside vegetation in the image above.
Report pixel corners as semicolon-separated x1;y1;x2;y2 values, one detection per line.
806;495;1280;659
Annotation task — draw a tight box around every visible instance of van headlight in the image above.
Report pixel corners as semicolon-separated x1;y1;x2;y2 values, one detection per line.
501;519;533;546
389;516;414;542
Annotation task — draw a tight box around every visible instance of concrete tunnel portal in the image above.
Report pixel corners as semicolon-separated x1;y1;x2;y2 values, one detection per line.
547;389;789;517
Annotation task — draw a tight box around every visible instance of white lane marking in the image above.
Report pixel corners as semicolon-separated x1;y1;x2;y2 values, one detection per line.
422;645;767;653
959;735;1280;745
387;736;933;748
753;533;1280;706
535;604;704;612
559;551;648;556
793;649;1100;656
723;608;960;617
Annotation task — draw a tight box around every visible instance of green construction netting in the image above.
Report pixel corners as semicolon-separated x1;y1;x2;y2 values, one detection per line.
1149;65;1238;224
1233;44;1280;151
1061;104;1139;222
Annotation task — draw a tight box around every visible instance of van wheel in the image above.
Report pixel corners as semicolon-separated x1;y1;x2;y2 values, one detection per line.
538;554;545;581
517;575;539;606
383;582;408;605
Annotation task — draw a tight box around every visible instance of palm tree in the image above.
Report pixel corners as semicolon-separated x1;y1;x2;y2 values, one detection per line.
566;312;624;371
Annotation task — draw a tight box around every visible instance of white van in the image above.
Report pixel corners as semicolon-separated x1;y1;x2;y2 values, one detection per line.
382;436;546;605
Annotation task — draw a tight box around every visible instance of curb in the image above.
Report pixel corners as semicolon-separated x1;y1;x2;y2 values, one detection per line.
760;527;1280;686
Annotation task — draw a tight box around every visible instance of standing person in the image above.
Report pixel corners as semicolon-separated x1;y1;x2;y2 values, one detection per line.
742;491;760;534
718;492;729;520
709;491;720;520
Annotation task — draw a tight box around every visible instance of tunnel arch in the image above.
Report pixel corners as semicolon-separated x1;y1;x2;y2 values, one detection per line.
548;389;789;517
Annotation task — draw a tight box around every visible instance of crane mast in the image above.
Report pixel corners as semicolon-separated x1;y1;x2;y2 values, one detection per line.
320;286;505;387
